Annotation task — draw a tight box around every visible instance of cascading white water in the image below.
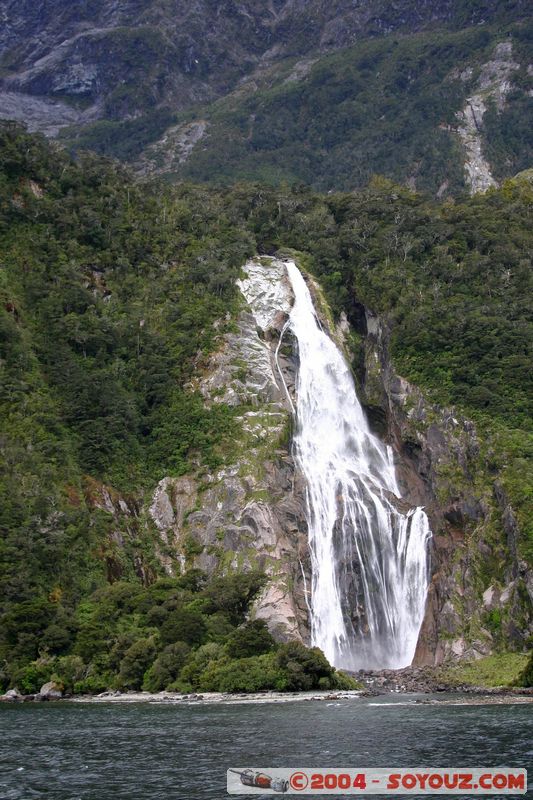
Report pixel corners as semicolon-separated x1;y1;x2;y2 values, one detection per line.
285;261;431;670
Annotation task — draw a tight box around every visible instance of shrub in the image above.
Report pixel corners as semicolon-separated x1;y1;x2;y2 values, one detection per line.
40;623;74;655
275;642;334;690
201;571;267;624
171;642;224;691
51;655;86;693
159;608;207;647
142;642;190;692
177;569;208;593
331;670;360;690
516;650;533;688
74;620;110;662
198;653;280;693
205;612;235;643
10;658;55;694
117;637;157;690
224;620;276;659
73;671;113;694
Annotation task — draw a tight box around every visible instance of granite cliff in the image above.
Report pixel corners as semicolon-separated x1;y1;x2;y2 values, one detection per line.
1;126;530;691
149;258;310;642
351;302;532;663
143;256;532;664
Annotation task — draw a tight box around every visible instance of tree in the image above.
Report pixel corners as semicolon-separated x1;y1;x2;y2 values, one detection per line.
142;642;190;691
160;608;207;647
224;620;275;659
276;642;334;690
118;637;157;690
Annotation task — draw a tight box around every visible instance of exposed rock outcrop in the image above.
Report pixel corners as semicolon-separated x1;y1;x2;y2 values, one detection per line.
455;41;519;194
148;257;310;642
148;254;531;664
135;120;208;177
38;681;63;700
0;688;23;702
2;0;524;132
0;90;97;137
348;303;532;664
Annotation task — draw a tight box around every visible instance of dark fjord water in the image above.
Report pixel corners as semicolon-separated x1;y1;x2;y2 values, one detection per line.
0;695;531;800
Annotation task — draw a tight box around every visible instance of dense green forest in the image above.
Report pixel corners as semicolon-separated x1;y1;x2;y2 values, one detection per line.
66;20;533;196
0;123;531;693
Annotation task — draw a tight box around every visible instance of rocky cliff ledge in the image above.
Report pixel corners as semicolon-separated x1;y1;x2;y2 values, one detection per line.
149;255;532;663
149;257;310;642
351;307;532;663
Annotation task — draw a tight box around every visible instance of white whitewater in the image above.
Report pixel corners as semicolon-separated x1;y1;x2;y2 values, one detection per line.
285;261;431;670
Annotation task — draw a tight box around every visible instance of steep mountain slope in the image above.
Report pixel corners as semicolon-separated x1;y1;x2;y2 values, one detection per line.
1;0;527;120
135;22;532;195
0;125;531;692
0;2;531;193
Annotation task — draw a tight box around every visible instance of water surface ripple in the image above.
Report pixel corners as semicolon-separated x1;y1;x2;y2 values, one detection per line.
1;694;531;799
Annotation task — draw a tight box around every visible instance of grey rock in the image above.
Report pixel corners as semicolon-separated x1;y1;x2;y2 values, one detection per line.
39;681;63;700
0;91;96;136
3;0;514;138
0;688;23;702
136;120;208;177
455;41;519;194
148;257;309;642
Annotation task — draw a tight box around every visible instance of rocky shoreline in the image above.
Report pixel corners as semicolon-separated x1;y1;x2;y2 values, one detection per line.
2;666;531;705
352;666;533;697
2;688;532;706
1;687;364;705
0;681;63;703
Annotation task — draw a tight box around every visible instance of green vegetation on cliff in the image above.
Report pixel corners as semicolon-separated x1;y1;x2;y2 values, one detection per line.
0;123;531;691
7;570;356;694
441;653;529;688
516;649;533;687
132;20;532;196
0;122;252;690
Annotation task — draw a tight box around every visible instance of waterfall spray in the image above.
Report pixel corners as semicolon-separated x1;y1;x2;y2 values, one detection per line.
285;261;431;670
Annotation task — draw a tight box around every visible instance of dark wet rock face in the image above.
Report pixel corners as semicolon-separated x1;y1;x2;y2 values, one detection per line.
351;308;532;664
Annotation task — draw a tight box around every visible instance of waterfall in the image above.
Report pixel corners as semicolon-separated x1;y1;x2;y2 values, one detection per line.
285;261;431;670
